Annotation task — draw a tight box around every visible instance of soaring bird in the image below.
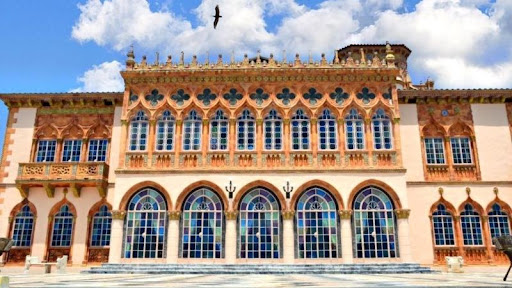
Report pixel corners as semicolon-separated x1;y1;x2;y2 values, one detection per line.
213;5;222;29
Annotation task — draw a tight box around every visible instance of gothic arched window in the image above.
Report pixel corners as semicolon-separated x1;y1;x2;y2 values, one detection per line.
371;109;392;150
181;188;224;258
460;203;483;246
129;110;149;151
182;110;202;151
291;109;310;150
488;203;510;239
237;109;255;151
90;205;112;247
353;187;397;258
210;110;229;151
318;109;337;150
264;110;282;151
123;188;167;258
11;205;34;247
431;204;455;246
51;205;74;247
155;110;175;151
296;187;338;258
239;188;281;259
345;109;365;150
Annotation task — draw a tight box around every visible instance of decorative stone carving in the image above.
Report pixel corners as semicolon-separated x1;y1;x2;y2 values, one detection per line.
111;210;126;220
225;210;238;220
338;210;352;219
281;210;295;220
145;89;164;106
171;89;190;106
276;88;295;106
394;209;411;219
356;87;376;104
329;87;349;105
223;88;243;106
197;88;217;106
168;211;181;220
250;88;269;106
303;88;323;105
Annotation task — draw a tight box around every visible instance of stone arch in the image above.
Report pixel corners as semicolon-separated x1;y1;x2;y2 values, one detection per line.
87;123;111;139
486;196;512;215
449;121;473;137
429;197;457;216
180;102;204;120
126;105;151;121
291;180;344;210
421;120;447;137
154;104;178;120
9;198;38;219
34;125;58;140
85;199;113;263
61;124;85;139
369;102;396;120
458;197;485;216
205;101;230;119
48;198;77;217
348;179;402;209
175;180;228;211
118;181;172;211
233;103;258;120
261;102;286;120
341;102;368;120
88;199;113;219
313;102;340;119
233;180;286;210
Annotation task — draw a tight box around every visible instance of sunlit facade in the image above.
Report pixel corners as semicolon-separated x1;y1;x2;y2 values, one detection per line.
0;43;511;266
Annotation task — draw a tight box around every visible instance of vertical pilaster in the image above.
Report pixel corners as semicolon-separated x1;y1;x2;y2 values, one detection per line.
444;137;455;180
395;209;412;262
229;118;236;166
365;118;372;166
282;210;294;263
174;120;182;168
453;215;465;257
339;210;353;263
481;216;493;263
30;139;37;162
392;117;402;166
118;120;129;168
256;119;263;167
167;211;180;263
147;120;156;167
202;119;209;167
283;119;290;165
225;211;237;263
55;139;63;162
310;118;318;166
338;119;345;166
109;210;125;263
80;138;88;162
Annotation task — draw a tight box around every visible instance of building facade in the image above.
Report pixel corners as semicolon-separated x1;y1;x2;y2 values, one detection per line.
0;43;511;266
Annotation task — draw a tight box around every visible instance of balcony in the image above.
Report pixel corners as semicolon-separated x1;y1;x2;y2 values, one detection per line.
16;162;109;198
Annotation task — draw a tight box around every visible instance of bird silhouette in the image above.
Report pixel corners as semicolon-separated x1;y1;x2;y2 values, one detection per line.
213;5;222;29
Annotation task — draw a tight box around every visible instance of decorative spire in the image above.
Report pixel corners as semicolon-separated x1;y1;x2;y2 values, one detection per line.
308;50;313;65
126;45;135;68
205;51;210;66
256;50;261;64
155;52;160;66
320;53;327;66
191;55;198;67
141;55;147;68
334;50;339;64
282;50;287;64
217;54;223;66
165;54;172;68
179;51;184;67
268;53;276;67
385;41;395;67
294;53;301;66
231;50;235;65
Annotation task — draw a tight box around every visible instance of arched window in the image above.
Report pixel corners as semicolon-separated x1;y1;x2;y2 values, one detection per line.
488;203;510;239
124;188;167;258
183;110;202;151
181;188;223;258
291;109;310;150
371;109;392;150
155;110;175;151
239;188;281;259
318;109;337;150
460;203;483;246
12;205;34;247
296;187;338;258
353;187;397;258
431;204;455;246
264;110;282;151
345;109;365;150
36;140;57;162
51;205;74;247
210;110;229;151
237;109;255;151
90;205;112;247
129;111;149;151
450;137;473;164
62;139;82;162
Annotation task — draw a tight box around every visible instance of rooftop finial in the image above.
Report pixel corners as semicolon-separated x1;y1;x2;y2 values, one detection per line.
179;51;184;67
155;52;160;66
191;55;198;67
141;55;147;68
385;41;395;67
294;53;301;66
308;50;313;65
231;50;235;65
256;49;261;64
334;50;339;64
165;54;172;68
321;53;327;66
282;50;287;64
217;54;223;66
126;45;135;68
205;51;210;66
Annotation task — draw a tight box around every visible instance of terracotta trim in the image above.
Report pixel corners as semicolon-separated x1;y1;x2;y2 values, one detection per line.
347;179;402;209
45;197;77;262
118;181;172;210
175;180;228;211
84;199;112;264
291;180;344;210
115;168;408;174
233;180;286;211
429;197;457;216
485;196;512;215
458;197;485;216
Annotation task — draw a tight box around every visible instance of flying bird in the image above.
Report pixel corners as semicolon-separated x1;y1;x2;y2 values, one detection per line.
213;5;222;29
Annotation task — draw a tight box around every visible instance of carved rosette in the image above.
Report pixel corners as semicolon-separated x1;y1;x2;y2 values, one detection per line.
168;211;181;220
281;210;295;220
338;209;352;219
394;209;411;219
224;210;238;220
111;210;126;220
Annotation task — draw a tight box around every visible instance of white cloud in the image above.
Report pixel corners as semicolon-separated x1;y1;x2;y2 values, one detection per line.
71;0;512;89
71;61;124;92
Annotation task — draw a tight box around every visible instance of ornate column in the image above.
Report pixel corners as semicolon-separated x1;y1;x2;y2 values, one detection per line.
256;119;263;167
174;119;182;168
339;210;353;263
392;117;402;166
444;136;455;180
147;119;156;167
225;210;238;263
118;120;129;168
108;210;126;263
337;119;345;166
310;118;318;166
80;137;88;162
481;215;493;263
202;119;209;167
167;211;180;263
283;119;290;166
453;215;465;257
364;118;372;167
30;139;38;162
395;209;412;262
229;118;236;166
55;139;63;162
282;210;294;263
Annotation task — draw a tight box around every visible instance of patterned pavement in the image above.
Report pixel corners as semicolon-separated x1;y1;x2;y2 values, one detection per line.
2;266;512;287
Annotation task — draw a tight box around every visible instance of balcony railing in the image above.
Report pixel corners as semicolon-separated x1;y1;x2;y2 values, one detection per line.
16;162;109;198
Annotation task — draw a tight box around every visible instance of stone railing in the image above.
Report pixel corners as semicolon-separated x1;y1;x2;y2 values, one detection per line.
433;246;460;265
16;162;109;198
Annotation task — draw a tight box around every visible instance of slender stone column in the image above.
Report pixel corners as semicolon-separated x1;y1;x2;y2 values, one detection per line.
310;118;318;166
147;120;156;167
395;209;412;262
339;210;353;263
109;210;126;263
167;211;180;263
225;211;237;263
282;210;294;263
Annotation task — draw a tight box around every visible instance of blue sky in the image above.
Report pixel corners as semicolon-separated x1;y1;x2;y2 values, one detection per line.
0;0;510;156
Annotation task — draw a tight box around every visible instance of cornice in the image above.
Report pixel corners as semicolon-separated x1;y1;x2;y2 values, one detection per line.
115;168;408;174
398;89;512;104
406;181;512;186
0;92;124;108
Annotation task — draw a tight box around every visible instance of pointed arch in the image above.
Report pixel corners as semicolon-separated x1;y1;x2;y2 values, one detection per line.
421;120;447;137
449;121;474;137
119;181;172;211
234;180;286;211
313;103;340;119
48;198;77;217
486;197;512;215
370;102;396;120
205;101;230;119
348;179;402;209
87;123;111;139
9;198;37;219
126;105;152;121
34;125;58;140
429;197;457;216
458;197;484;216
175;180;228;211
291;179;344;210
